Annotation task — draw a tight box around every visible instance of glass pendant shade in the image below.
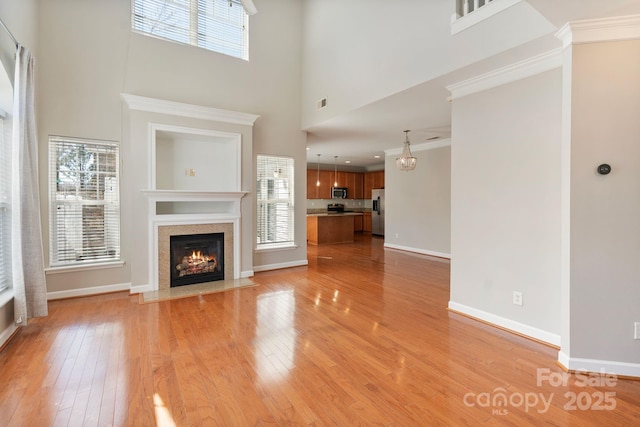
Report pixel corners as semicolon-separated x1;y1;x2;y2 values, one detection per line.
396;130;417;171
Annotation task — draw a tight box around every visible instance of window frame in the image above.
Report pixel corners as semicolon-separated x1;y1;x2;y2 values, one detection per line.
256;154;295;250
48;136;121;269
131;0;249;61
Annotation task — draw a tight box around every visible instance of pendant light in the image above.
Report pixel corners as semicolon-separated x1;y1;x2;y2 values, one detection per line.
396;130;417;171
316;154;321;186
333;156;338;187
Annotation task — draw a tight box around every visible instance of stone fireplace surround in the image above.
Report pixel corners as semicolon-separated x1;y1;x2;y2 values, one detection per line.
158;222;233;290
144;192;246;292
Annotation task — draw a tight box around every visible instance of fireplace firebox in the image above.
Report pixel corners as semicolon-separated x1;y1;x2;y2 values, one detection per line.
170;233;224;287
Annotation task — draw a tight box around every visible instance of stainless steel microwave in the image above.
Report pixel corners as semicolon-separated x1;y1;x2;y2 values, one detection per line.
331;187;348;199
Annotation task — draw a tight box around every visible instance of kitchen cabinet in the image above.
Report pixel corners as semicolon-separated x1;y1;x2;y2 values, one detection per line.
307;169;333;199
307;169;365;199
335;171;348;188
306;169;317;199
349;173;364;199
307;214;355;244
363;212;372;232
364;171;384;199
354;214;363;232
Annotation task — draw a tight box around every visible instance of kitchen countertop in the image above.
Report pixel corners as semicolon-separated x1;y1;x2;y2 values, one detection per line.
306;212;364;217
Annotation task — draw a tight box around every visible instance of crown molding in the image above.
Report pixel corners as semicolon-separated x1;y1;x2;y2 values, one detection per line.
447;49;561;100
556;14;640;50
121;94;260;126
385;139;451;156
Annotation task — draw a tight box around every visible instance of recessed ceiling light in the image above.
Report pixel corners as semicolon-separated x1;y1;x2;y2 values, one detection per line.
306;147;310;150
374;155;381;159
345;160;351;164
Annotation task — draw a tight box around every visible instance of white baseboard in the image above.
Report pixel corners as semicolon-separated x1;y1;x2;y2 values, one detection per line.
253;259;308;273
448;301;561;347
558;350;640;378
47;282;131;300
240;270;254;278
129;284;152;294
384;243;451;259
0;322;18;349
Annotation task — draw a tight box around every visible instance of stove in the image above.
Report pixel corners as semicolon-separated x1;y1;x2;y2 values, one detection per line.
327;203;345;213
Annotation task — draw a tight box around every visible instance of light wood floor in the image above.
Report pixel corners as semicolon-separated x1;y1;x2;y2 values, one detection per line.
1;234;639;426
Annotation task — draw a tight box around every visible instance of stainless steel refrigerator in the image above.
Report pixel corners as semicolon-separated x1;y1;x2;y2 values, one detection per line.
372;189;385;236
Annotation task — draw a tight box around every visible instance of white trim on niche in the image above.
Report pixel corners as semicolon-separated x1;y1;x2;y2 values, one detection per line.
121;94;260;126
447;49;562;100
556;14;640;50
148;122;243;192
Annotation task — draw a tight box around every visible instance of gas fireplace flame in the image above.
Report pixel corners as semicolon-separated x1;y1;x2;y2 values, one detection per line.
175;249;218;277
191;250;203;263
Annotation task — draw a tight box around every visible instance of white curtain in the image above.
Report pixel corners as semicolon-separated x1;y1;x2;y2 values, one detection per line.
12;45;47;324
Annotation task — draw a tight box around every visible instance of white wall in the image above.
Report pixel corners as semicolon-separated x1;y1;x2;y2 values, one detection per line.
384;143;451;258
450;68;563;342
37;0;307;294
563;40;640;367
300;0;556;129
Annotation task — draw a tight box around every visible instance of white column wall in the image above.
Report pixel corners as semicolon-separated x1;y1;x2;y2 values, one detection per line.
450;69;563;343
563;40;640;368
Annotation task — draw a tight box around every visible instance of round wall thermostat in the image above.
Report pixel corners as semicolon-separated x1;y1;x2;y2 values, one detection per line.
597;164;611;175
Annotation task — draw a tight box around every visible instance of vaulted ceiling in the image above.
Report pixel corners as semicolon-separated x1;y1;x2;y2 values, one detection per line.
303;0;640;170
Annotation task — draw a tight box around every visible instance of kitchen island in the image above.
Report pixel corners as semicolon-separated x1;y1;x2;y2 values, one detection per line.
306;212;363;245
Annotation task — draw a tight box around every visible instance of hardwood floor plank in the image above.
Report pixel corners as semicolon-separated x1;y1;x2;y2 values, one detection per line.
1;235;639;426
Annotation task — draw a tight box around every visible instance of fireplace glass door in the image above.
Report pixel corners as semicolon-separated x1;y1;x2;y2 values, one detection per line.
170;233;224;287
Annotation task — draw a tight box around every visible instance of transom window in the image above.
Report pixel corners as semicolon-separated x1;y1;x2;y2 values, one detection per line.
256;155;295;249
49;136;121;267
132;0;249;60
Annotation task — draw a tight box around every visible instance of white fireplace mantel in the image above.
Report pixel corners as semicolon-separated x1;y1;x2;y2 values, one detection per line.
124;94;257;294
142;190;248;203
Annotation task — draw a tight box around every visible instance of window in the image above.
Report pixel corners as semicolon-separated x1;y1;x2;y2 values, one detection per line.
132;0;249;60
256;155;295;249
49;136;120;267
0;116;9;291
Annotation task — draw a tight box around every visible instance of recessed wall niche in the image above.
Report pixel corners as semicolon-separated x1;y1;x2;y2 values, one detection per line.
152;125;241;192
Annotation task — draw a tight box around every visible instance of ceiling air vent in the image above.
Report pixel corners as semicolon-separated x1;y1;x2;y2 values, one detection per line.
316;97;327;110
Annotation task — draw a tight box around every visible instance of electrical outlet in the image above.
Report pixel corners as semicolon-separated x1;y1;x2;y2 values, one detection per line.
635;322;640;340
395;233;399;239
513;291;523;306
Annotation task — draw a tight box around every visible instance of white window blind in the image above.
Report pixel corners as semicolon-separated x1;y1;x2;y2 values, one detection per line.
49;136;120;266
132;0;249;60
0;117;9;291
257;155;295;248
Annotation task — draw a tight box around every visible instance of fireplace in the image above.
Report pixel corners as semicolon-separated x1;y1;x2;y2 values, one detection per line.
170;233;224;287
